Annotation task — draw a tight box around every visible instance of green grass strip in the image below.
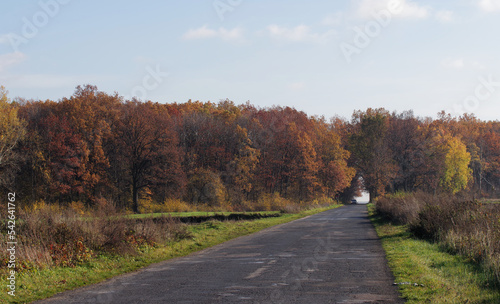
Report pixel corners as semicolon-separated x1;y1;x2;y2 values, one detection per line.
126;210;281;219
2;205;339;303
368;204;500;303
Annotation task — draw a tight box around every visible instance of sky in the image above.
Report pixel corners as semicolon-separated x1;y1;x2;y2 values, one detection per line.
1;0;500;121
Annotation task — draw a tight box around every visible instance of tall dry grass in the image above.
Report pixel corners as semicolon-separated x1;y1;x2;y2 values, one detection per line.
376;192;500;286
1;194;336;272
138;193;335;213
231;193;336;213
0;199;190;270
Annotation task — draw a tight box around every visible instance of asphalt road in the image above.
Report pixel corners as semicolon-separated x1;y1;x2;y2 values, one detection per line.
35;205;403;304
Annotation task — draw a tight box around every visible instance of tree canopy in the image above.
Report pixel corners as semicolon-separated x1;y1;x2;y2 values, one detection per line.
2;84;499;211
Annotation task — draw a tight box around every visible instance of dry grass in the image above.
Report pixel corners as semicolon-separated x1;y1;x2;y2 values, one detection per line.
0;204;339;303
0;198;190;270
230;193;335;213
139;194;323;213
1;193;336;274
1;193;330;272
139;198;194;213
375;192;500;287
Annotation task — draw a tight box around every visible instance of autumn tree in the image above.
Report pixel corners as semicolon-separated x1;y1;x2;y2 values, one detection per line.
286;122;321;199
16;104;86;202
115;101;185;213
179;105;238;174
40;114;86;201
450;114;500;196
59;85;122;202
314;117;355;198
245;106;315;198
388;111;426;192
329;116;362;203
14;99;57;202
8;83;500;208
477;130;500;195
0;86;26;190
226;125;260;197
349;108;395;201
433;133;472;194
242;107;291;195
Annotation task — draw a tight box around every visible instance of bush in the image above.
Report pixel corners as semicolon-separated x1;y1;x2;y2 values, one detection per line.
161;198;192;212
69;201;86;216
185;168;227;207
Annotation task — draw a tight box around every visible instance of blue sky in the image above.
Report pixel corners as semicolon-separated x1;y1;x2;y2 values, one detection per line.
1;0;500;120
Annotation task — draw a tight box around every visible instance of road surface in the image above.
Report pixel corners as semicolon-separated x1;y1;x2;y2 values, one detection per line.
35;205;403;303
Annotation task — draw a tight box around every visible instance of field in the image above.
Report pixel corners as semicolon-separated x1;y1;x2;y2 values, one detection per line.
0;204;340;303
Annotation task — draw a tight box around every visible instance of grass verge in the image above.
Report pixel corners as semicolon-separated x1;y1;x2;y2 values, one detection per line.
368;204;500;303
126;210;281;219
3;205;339;303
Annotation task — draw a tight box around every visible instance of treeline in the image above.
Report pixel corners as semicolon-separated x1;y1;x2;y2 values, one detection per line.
1;85;499;212
345;108;500;199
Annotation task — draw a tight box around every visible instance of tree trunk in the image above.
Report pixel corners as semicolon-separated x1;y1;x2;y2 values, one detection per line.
132;181;139;213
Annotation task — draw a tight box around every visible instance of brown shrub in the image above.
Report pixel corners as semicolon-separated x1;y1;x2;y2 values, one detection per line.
376;192;500;286
0;199;190;270
185;168;227;207
376;192;427;225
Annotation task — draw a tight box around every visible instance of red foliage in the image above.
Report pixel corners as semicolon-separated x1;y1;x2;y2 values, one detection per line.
9;84;500;209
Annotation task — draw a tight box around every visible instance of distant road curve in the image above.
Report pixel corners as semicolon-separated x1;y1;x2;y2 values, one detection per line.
35;205;403;303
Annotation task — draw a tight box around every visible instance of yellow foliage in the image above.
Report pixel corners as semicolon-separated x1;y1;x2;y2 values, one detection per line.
434;134;473;194
138;198;157;214
162;199;192;212
186;168;227;207
309;196;336;207
138;199;200;213
235;200;257;212
22;201;69;217
217;199;234;212
69;201;86;216
0;85;26;170
255;193;293;211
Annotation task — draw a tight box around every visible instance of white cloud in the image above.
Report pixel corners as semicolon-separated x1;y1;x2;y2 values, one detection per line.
440;58;486;70
183;25;243;41
471;61;486;70
183;25;217;39
398;1;430;19
441;58;464;69
267;24;335;43
0;34;11;45
288;82;305;91
322;12;344;26
356;0;430;20
435;10;454;23
134;56;153;64
0;52;26;72
478;0;500;12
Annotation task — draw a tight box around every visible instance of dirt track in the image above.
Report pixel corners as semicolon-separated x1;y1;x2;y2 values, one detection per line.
35;205;403;303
